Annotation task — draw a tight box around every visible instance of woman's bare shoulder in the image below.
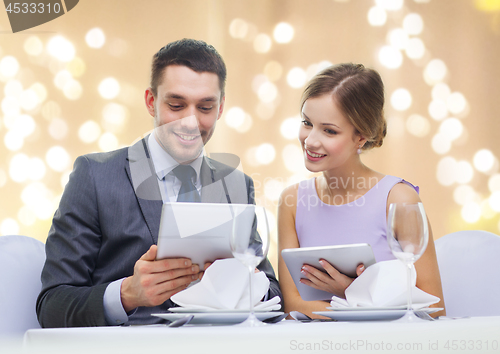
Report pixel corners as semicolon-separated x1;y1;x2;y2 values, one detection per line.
387;181;421;204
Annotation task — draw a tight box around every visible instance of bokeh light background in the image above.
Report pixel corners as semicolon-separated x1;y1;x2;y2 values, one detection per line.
1;0;500;269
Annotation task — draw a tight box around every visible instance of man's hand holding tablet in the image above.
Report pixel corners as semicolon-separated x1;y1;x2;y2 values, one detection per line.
121;245;202;312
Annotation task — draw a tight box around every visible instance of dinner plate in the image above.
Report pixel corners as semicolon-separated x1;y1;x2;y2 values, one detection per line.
152;311;284;325
168;307;272;313
326;305;407;312
327;306;443;312
314;308;443;321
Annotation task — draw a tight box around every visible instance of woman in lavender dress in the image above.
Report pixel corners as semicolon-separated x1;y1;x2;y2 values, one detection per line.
278;63;445;319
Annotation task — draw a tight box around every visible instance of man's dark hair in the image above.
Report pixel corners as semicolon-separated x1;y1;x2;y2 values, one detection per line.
150;38;227;97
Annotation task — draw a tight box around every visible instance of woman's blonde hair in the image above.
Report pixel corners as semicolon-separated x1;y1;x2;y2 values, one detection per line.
300;63;387;150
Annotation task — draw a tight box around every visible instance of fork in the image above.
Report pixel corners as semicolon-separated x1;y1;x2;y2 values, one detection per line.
414;311;436;321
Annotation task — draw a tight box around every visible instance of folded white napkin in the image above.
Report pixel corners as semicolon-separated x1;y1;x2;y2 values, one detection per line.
330;260;440;309
171;258;281;311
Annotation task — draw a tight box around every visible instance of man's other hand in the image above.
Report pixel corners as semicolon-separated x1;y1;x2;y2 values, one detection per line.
120;245;202;312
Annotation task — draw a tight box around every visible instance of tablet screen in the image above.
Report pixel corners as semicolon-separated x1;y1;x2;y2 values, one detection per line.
156;202;254;267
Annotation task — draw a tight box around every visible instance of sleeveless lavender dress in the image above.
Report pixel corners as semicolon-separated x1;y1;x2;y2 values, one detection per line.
295;175;419;262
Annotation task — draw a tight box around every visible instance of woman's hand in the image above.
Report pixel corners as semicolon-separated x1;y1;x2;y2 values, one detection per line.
299;260;365;298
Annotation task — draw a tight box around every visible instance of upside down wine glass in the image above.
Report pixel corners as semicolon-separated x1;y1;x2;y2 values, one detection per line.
230;204;270;327
387;202;429;322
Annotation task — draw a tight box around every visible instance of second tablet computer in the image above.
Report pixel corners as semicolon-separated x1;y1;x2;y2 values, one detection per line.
281;243;376;301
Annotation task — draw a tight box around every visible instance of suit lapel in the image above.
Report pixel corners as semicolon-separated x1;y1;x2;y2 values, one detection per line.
125;137;162;244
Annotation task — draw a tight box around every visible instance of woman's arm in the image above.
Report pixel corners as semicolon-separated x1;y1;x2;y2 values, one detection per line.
278;185;332;319
387;183;446;317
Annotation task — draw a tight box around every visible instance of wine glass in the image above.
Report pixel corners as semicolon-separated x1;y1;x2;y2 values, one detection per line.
387;202;429;322
230;204;270;327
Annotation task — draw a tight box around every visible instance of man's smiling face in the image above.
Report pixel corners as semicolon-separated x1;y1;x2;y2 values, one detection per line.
145;64;225;164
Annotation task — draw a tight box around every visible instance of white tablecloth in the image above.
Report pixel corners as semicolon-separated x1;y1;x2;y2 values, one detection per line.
19;317;500;354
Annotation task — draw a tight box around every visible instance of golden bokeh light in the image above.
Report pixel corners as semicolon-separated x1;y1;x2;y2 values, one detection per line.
41;101;62;121
461;201;482;223
98;77;120;100
23;36;44;57
78;120;101;143
253;34;272;53
255;143;276;165
453;185;477;206
378;45;403;69
102;102;128;134
489;174;500;192
424;59;447;85
367;6;387;27
282;144;305;173
387;28;409;50
66;57;86;78
473;149;497;173
439;118;463;142
45;146;71;172
229;18;248;39
280;116;301;140
406;114;430;138
9;153;31;183
403;13;424;35
62;79;83;100
54;70;73;89
257;81;278;103
437;156;458;186
48;118;68;140
375;0;404;11
390;88;412;111
98;132;119;152
428;99;448;121
4;130;24;151
47;36;76;62
0;56;20;78
224;107;253;133
273;22;294;44
475;0;500;12
405;38;426;60
286;67;307;89
255;102;275;120
1;218;19;236
455;160;474;184
85;28;106;49
263;61;282;82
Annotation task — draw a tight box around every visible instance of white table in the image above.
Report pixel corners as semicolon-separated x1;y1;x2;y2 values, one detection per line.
22;317;500;354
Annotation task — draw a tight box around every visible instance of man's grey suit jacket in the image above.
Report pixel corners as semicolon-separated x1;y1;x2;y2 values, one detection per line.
37;137;282;327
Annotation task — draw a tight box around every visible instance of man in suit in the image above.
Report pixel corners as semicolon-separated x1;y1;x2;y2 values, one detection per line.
37;38;282;327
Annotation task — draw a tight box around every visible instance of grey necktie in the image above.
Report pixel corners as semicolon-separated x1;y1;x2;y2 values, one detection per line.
172;164;201;202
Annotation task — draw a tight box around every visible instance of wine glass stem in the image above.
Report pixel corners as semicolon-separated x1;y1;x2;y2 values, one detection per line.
248;266;254;316
407;263;413;312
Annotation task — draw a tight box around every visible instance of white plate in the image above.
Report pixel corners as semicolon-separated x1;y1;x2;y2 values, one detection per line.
326;306;407;312
314;308;442;321
168;307;272;313
152;311;284;325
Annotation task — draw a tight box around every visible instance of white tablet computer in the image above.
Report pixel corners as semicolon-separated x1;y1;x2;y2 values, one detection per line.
156;202;254;266
281;243;376;301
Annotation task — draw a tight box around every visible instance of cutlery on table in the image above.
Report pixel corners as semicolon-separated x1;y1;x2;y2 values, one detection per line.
290;311;332;322
414;311;435;321
263;313;288;324
290;311;312;322
168;315;194;327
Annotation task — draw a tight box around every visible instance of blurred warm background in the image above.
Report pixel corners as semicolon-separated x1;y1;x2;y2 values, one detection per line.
1;0;499;270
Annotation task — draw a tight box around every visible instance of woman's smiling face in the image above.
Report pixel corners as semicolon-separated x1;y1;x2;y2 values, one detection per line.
299;94;365;173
